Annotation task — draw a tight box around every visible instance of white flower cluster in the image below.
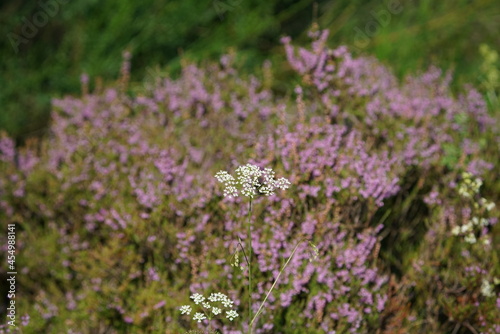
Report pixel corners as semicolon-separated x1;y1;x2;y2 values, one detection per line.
179;292;239;323
215;164;291;198
190;293;205;304
214;171;238;198
458;172;483;198
193;312;206;323
476;197;496;211
180;305;192;314
207;292;234;308
451;217;490;244
480;279;494;297
457;172;495;210
452;172;495;244
226;310;238;321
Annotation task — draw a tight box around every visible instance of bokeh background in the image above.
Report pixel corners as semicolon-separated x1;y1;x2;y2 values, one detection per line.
1;1;500;333
1;0;499;141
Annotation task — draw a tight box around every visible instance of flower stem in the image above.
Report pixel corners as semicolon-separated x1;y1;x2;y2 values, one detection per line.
247;199;253;334
250;238;309;327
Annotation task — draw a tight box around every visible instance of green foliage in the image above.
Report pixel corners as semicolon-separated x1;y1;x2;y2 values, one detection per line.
479;43;500;110
1;0;499;142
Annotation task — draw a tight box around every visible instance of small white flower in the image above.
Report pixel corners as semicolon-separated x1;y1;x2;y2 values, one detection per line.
215;164;290;199
190;293;205;305
224;186;238;198
220;297;234;308
208;293;219;302
215;171;238;197
226;310;239;321
193;312;206;323
460;223;472;234
215;171;236;184
180;305;192;315
274;177;291;190
182;291;238;325
451;226;460;236
208;292;228;302
464;233;476;244
485;201;496;211
458;172;483;198
481;279;494;297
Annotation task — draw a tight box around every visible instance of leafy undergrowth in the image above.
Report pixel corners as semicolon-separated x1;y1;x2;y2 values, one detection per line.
0;29;499;333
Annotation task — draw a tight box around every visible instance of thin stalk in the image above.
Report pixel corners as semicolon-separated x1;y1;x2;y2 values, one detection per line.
250;239;308;327
247;199;253;334
237;236;250;268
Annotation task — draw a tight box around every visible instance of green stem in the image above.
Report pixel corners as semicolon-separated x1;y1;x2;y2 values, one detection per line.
236;237;250;268
247;199;253;334
250;238;308;327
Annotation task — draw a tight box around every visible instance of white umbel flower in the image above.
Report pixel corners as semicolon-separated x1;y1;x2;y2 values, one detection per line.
215;164;291;198
208;292;229;302
220;297;234;308
190;293;205;305
180;305;192;315
193;312;206;323
215;171;239;197
180;291;239;326
226;310;239;321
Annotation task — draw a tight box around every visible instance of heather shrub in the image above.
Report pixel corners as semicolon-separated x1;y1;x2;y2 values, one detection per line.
0;29;498;333
390;173;499;334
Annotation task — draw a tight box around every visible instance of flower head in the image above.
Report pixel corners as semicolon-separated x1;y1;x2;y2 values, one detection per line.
193;312;206;323
180;305;192;315
190;293;205;304
458;172;482;198
226;309;239;321
215;164;291;198
181;292;239;325
214;171;238;197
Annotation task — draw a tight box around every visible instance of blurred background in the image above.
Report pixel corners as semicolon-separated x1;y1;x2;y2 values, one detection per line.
1;1;500;332
1;0;499;143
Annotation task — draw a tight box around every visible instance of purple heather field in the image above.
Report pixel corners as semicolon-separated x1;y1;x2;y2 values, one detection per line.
0;30;499;334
